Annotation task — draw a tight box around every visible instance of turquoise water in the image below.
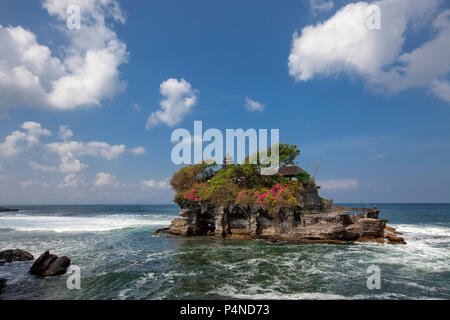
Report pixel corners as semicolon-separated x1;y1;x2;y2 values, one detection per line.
0;204;449;300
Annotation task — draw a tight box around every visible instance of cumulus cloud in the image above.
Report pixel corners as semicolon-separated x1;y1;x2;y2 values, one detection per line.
58;173;80;188
0;0;127;113
30;152;87;174
20;180;39;188
59;153;87;173
430;79;450;102
0;122;144;183
141;178;170;189
94;172;118;186
146;78;198;129
288;0;450;103
0;121;51;157
318;179;359;190
46;140;126;160
130;146;146;155
29;161;57;172
35;125;144;174
310;0;334;13
244;97;264;112
58;125;74;141
132;103;141;111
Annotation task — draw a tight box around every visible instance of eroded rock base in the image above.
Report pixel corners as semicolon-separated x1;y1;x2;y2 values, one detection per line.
163;191;406;245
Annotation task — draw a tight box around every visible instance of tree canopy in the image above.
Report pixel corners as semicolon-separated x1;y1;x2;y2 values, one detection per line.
169;144;317;215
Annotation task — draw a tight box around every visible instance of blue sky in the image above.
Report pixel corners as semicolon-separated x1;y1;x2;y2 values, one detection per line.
0;0;450;204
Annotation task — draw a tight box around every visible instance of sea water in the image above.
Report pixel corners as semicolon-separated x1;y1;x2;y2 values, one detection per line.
0;203;449;299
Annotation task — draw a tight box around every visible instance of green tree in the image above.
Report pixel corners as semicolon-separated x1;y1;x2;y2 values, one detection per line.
278;144;301;166
246;143;301;167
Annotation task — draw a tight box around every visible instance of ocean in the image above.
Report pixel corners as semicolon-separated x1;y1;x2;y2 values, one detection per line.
0;203;449;300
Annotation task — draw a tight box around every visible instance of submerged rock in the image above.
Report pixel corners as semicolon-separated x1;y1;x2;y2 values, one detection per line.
164;188;406;245
0;249;34;264
29;251;71;276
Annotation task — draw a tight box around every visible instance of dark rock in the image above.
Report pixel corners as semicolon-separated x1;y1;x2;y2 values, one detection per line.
42;257;71;276
383;227;406;244
30;251;57;275
30;251;71;276
154;227;170;235
0;249;34;263
0;207;19;212
12;249;34;261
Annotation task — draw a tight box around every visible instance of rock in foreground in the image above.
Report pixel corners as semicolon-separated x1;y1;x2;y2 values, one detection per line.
29;251;71;277
0;249;34;264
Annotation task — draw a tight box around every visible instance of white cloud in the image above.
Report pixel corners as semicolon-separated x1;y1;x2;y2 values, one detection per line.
59;153;87;173
58;173;80;188
0;0;127;113
58;125;74;141
46;140;126;160
29;152;87;174
0;123;143;177
20;180;39;188
310;0;334;13
130;146;146;155
430;79;450;102
318;179;359;190
146;78;198;129
244;97;264;112
288;0;450;103
132;103;141;111
94;172;118;187
29;161;57;172
141;178;170;189
0;121;51;157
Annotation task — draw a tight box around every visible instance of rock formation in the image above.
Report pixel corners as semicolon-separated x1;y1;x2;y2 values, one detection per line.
165;187;406;244
29;251;71;277
166;147;406;245
0;249;34;264
0;207;19;212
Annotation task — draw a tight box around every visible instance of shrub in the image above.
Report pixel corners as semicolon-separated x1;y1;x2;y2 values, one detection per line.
170;162;216;193
198;173;240;206
170;143;313;214
295;171;310;184
256;184;299;217
235;190;252;207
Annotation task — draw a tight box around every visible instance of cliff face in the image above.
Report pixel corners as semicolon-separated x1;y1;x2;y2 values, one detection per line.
166;188;406;244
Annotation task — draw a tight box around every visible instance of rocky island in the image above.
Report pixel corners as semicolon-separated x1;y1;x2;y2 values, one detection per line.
0;207;19;212
159;144;405;245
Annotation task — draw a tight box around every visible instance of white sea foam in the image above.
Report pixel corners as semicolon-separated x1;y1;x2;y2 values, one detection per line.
355;223;450;273
392;224;450;238
0;214;173;233
208;284;443;300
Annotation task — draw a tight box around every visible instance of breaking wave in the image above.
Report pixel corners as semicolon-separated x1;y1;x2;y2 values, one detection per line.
0;214;173;233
